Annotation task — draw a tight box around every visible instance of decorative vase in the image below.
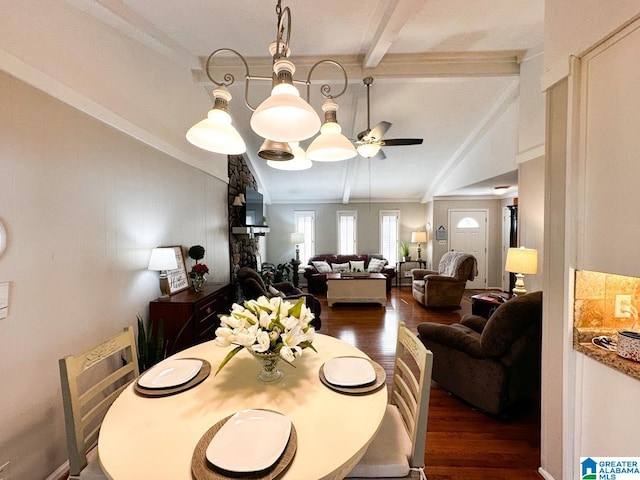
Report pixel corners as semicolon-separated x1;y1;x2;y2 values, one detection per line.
192;275;206;292
247;349;283;383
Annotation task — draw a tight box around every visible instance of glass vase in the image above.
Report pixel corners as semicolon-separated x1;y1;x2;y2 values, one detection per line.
192;275;206;292
247;349;283;383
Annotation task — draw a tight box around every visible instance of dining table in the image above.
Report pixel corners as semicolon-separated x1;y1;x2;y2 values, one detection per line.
98;333;388;480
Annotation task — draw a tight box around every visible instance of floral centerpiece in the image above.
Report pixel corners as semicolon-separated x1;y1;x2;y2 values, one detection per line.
188;245;208;292
214;295;316;382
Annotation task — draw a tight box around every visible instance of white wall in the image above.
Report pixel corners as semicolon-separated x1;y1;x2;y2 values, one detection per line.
0;0;227;183
543;4;640;479
0;73;230;480
266;202;427;265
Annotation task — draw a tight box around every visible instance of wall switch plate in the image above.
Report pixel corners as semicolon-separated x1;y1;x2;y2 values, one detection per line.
615;294;632;318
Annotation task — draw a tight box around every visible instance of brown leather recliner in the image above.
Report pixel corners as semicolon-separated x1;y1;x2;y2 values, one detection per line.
236;267;322;330
411;251;477;309
417;291;542;415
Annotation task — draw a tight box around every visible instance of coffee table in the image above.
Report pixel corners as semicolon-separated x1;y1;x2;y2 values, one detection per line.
326;272;386;306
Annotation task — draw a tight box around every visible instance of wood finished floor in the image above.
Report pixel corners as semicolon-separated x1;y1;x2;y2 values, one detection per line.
314;286;542;480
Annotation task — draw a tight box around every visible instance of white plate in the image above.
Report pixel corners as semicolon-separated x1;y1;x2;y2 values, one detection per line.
137;358;202;389
206;410;291;473
323;357;376;387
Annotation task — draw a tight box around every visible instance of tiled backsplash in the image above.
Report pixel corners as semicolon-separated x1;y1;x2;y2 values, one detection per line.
574;270;640;330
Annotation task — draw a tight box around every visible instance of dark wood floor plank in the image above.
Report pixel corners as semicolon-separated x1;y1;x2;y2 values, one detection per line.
314;286;542;480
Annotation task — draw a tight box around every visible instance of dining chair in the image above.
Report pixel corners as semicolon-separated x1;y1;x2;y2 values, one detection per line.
346;322;433;479
59;326;139;479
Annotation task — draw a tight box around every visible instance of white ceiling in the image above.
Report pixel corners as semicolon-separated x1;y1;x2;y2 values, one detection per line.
74;0;544;204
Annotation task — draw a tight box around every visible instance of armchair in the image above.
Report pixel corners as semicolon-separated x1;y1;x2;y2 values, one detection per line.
236;267;322;330
411;251;477;308
416;291;542;415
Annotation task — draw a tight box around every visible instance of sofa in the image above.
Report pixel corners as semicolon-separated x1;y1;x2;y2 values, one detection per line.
411;251;477;309
303;254;396;293
417;291;542;415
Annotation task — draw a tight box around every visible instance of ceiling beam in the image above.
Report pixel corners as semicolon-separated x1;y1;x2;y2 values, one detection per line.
363;0;429;68
191;51;522;86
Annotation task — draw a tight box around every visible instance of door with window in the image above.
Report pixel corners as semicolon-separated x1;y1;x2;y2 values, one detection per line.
449;210;487;289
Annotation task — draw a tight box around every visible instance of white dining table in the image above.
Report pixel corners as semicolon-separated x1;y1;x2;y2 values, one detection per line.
98;334;388;480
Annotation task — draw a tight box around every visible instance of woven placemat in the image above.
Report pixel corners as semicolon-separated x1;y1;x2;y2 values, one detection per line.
319;357;386;395
191;413;297;480
134;358;211;398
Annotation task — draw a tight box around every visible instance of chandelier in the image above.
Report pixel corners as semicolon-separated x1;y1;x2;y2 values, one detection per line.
186;1;356;167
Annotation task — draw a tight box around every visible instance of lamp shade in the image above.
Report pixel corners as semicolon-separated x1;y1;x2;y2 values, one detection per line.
186;86;246;155
306;122;357;162
250;61;321;142
148;248;178;271
411;231;427;243
290;232;305;245
505;247;538;275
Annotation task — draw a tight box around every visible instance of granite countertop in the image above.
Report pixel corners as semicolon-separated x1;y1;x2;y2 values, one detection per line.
573;328;640;381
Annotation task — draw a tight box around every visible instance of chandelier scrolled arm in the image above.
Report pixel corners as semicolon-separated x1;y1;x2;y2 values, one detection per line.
305;59;349;101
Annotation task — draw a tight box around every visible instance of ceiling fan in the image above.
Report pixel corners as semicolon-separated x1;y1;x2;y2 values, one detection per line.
354;77;424;159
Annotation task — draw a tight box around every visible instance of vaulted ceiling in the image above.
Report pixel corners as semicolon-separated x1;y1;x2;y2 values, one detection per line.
12;0;544;204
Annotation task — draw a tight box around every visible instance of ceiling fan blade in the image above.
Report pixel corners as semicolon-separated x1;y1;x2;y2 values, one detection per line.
368;121;391;141
381;138;424;146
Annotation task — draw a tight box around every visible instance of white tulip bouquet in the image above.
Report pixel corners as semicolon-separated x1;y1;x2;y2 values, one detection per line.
214;295;316;374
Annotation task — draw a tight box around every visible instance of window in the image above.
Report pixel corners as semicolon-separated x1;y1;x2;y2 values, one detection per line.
457;217;480;229
380;210;400;266
337;210;357;255
294;210;315;263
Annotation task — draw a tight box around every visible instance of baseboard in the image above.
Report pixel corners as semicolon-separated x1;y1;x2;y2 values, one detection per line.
538;466;556;480
46;461;68;480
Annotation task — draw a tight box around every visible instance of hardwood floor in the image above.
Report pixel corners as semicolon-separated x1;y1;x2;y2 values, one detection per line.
314;286;542;480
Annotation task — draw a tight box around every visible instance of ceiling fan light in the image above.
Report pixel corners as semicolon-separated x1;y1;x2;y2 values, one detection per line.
267;142;312;170
357;143;381;158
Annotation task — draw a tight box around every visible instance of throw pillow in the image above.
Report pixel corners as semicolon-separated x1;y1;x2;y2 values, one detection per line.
367;258;387;273
268;285;286;298
312;260;332;273
349;260;365;272
332;262;350;272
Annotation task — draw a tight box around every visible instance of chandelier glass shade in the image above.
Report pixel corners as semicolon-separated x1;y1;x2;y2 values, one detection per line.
186;86;246;154
306;99;356;162
250;60;321;142
267;142;312;170
189;1;351;162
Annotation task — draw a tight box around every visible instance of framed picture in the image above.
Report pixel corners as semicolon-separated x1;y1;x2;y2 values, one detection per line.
164;246;189;295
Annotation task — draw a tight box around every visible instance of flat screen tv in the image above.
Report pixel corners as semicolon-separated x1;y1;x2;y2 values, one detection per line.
244;188;265;226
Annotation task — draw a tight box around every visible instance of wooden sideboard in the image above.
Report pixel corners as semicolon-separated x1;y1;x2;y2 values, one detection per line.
149;282;232;356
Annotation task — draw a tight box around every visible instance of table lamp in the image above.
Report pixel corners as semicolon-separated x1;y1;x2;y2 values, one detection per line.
505;246;538;296
411;231;427;260
148;248;178;299
290;232;305;261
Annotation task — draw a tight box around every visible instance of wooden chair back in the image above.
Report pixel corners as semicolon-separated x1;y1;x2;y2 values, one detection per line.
59;326;139;477
391;322;434;468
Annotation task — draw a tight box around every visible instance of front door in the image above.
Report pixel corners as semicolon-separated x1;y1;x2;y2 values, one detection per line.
449;210;488;289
